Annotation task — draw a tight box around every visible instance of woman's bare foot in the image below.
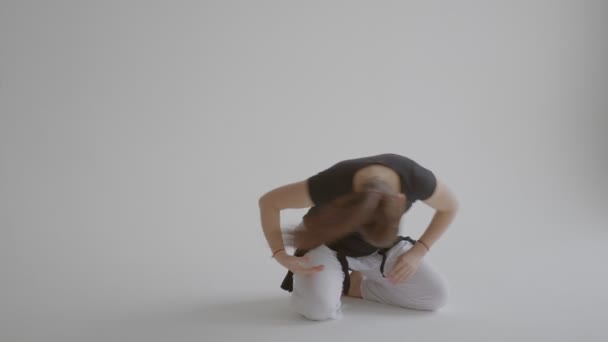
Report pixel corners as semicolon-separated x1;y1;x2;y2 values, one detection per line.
346;271;363;298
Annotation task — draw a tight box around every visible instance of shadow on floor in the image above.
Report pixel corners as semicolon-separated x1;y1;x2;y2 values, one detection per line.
74;295;438;342
201;295;435;324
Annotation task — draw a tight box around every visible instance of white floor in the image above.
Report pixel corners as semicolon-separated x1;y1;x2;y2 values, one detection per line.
2;1;607;341
4;212;607;342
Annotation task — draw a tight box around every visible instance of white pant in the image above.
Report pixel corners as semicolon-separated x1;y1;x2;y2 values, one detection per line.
291;239;449;320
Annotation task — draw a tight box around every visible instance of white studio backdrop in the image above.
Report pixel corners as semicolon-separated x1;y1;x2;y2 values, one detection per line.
1;1;607;341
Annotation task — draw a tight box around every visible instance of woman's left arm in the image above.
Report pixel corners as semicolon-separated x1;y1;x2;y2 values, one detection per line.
410;178;460;257
386;178;459;284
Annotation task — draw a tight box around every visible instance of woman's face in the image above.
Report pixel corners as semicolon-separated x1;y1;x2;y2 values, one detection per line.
359;221;400;248
357;192;406;247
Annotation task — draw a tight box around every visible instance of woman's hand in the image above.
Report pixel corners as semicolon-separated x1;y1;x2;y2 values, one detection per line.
386;249;423;284
274;251;325;275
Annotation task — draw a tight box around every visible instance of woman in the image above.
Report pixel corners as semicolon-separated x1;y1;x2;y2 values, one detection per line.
258;153;459;320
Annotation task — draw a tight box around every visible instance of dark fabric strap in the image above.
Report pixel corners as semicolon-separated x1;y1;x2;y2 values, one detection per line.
279;236;416;293
280;248;307;292
280;271;294;292
336;253;350;295
378;236;417;277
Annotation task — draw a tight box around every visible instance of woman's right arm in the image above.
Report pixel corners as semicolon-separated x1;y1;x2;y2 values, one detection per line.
258;180;313;254
258;180;324;273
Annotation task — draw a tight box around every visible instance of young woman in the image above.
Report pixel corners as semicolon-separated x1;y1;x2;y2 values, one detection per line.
258;153;459;321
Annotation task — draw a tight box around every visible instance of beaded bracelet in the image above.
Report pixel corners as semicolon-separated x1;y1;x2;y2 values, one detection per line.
271;248;285;258
417;239;430;251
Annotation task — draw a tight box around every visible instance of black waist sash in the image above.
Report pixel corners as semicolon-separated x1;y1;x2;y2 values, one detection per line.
280;235;417;295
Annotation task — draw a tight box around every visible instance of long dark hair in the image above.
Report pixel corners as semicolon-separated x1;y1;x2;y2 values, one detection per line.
288;179;407;250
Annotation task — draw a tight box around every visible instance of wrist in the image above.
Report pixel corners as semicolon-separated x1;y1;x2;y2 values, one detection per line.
271;248;287;259
410;242;429;257
273;251;289;264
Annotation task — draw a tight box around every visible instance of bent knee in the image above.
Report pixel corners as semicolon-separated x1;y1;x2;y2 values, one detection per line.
411;282;449;311
394;281;448;311
416;290;448;311
291;293;342;321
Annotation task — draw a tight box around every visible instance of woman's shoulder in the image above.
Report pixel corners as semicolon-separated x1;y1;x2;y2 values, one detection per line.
375;153;418;165
316;153;419;174
339;153;411;163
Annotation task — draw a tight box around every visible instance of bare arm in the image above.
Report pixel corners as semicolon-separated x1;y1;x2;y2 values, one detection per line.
258;180;314;255
410;178;460;256
386;178;459;284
